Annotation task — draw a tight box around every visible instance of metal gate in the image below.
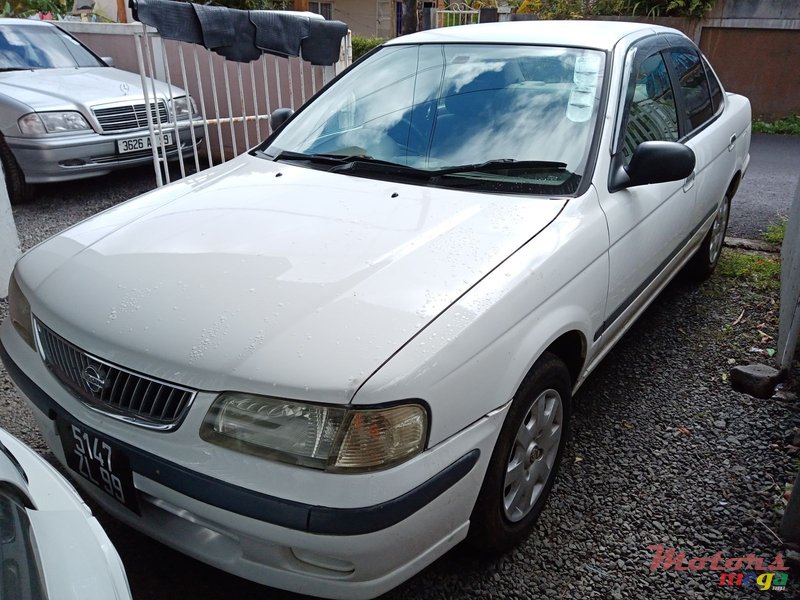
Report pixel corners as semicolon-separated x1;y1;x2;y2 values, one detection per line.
436;3;480;27
129;0;352;187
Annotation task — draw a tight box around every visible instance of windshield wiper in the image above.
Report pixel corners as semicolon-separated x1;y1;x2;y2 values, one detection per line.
269;152;570;186
429;159;568;177
272;150;431;177
0;68;27;72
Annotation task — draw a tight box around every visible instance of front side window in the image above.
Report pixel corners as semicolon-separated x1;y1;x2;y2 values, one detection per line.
263;43;607;195
621;52;679;166
668;48;714;131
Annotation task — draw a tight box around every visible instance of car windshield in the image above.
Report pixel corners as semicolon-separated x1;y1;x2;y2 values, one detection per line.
264;43;606;194
0;23;104;70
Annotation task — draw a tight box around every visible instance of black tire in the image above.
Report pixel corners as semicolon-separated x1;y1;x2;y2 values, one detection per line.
0;135;32;205
467;352;572;555
685;194;730;280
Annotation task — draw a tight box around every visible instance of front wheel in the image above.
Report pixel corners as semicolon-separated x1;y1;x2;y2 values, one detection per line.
685;194;730;280
467;352;571;555
0;135;32;204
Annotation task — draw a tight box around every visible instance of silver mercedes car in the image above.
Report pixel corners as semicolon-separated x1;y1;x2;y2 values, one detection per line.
0;18;202;203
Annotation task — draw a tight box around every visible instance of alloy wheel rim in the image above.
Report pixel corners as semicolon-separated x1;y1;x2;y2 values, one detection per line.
503;388;563;522
709;198;729;265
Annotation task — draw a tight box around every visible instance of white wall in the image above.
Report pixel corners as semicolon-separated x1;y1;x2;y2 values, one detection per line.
0;165;21;298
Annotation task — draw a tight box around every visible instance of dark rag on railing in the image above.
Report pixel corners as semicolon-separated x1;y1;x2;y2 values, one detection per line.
129;0;348;66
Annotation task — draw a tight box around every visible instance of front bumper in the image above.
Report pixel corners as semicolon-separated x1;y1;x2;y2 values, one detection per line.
5;123;204;184
0;323;507;599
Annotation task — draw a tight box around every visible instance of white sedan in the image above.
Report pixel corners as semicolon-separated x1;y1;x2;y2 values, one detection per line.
1;20;750;599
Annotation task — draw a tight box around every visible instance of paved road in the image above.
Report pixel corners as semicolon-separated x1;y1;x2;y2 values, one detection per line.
728;133;800;239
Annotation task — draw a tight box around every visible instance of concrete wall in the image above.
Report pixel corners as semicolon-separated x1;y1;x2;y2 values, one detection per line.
334;0;377;36
778;170;800;372
92;0;134;23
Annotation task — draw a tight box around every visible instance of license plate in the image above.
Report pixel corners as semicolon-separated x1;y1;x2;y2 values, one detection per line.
57;418;140;514
117;132;174;154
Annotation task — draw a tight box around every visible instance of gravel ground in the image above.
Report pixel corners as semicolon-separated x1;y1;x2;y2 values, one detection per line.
1;164;799;599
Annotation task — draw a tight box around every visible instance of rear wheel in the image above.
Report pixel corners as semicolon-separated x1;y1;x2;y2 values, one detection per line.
685;194;730;280
0;135;32;204
467;352;571;555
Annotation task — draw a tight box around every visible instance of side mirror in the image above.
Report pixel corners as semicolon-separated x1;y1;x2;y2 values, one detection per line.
610;141;695;191
270;108;294;132
100;56;115;67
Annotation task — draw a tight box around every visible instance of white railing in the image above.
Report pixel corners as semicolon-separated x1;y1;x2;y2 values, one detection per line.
436;3;480;27
133;30;350;185
128;7;350;186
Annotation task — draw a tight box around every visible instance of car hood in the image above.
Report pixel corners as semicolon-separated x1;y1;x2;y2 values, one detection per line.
25;156;566;404
0;67;178;112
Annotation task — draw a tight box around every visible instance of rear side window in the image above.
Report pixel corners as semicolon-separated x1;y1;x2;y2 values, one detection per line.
621;52;679;166
667;49;714;131
702;56;724;114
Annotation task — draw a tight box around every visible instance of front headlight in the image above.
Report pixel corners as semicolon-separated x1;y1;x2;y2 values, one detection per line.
200;393;428;472
18;112;90;135
8;272;34;350
170;96;197;119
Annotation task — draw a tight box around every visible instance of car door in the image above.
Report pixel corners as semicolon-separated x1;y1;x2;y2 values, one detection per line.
594;37;696;343
662;39;737;230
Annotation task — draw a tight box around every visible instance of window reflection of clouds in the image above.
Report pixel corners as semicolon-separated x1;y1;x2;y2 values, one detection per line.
445;61;506;93
272;43;603;184
434;90;588;171
281;46;420;148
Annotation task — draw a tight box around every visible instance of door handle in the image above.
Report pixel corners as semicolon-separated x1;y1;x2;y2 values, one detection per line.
728;134;737;152
683;171;696;192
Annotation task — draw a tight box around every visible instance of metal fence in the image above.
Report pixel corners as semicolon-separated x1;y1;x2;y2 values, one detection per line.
436;3;480;27
130;12;351;187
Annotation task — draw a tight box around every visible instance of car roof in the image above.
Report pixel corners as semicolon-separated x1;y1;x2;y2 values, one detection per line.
0;17;54;27
385;20;679;50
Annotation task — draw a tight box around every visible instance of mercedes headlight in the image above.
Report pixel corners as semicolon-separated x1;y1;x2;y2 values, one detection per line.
8;272;34;350
170;96;197;120
201;393;428;472
18;112;90;135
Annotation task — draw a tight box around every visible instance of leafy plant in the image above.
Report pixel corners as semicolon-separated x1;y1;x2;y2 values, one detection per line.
753;115;800;136
352;35;386;61
627;0;715;18
2;0;69;17
514;0;715;18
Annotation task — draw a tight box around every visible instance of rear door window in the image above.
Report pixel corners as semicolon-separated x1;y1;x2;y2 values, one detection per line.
667;48;714;131
701;55;724;114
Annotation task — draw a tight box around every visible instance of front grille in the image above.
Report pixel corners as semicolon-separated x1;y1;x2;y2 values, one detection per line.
33;319;195;430
92;101;169;132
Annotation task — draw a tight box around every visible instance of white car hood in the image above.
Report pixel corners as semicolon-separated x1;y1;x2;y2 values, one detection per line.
26;156;566;403
0;67;178;112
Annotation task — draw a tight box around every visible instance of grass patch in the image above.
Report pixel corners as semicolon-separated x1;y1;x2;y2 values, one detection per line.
752;115;800;135
763;219;787;245
717;249;781;291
